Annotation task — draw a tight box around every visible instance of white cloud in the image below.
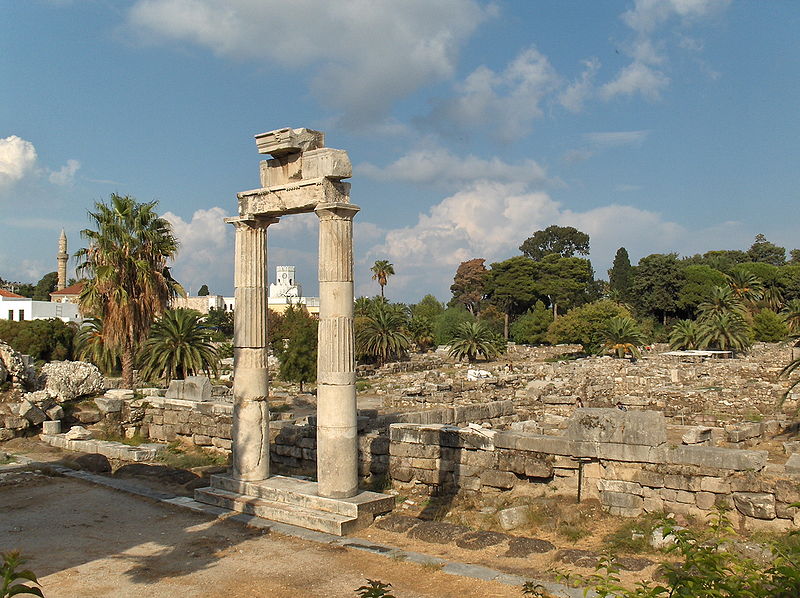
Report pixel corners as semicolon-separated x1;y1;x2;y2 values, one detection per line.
622;0;731;35
48;159;81;186
127;0;490;124
163;207;233;294
559;58;600;113
0;136;38;190
423;46;561;142
601;60;670;100
359;146;549;188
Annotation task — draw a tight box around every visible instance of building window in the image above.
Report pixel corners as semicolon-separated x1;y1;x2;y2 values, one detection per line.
18;310;24;320
7;310;13;321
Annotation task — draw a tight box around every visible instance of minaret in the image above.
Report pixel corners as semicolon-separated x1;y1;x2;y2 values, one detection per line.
57;229;68;291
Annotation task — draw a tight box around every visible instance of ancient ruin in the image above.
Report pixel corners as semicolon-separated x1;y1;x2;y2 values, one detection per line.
193;127;392;532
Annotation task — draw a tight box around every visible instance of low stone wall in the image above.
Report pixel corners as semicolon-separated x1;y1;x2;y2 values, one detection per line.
388;409;800;532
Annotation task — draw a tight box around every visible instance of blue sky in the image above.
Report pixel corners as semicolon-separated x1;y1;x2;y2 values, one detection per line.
2;0;798;303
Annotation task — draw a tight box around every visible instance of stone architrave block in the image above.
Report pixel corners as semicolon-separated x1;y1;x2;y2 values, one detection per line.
94;396;123;413
566;408;666;446
165;376;211;402
301;148;352;180
682;427;713;445
733;492;776;520
255;127;324;156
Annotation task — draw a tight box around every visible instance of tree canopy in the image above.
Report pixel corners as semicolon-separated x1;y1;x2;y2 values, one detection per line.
449;258;487;315
519;225;590;261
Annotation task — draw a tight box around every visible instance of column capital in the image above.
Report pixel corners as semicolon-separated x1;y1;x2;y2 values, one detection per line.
225;214;280;229
315;202;360;222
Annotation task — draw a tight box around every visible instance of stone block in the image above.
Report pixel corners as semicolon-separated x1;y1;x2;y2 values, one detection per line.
459;476;481;491
733;492;776;520
480;470;517;489
94;396;123;413
597;479;642;495
42;420;61;435
682;427;712;445
607;505;642;517
460;450;497;469
694;491;716;510
642;497;664;513
498;506;529;530
668;446;767;471
192;434;213;446
46;405;64;421
389;443;440;458
775;479;800;504
785;453;800;474
601;491;644;509
105;389;134;400
725;422;763;443
663;474;702;492
17;400;47;425
636;470;665;488
165;376;211;402
255;127;324;157
674;490;695;504
566;408;666;446
300;148;352;180
525;460;554;478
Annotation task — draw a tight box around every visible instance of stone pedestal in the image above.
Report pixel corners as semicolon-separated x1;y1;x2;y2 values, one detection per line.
228;216;278;481
315;203;360;498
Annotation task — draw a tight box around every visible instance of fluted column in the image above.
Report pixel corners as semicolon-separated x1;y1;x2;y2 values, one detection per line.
228;215;279;481
315;202;360;498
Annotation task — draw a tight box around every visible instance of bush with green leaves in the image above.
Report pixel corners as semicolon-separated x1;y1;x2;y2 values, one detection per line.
1;551;43;597
751;308;788;342
432;306;475;346
602;316;644;358
546;300;631;354
355;580;395;598
273;305;317;392
510;301;553;345
0;318;76;362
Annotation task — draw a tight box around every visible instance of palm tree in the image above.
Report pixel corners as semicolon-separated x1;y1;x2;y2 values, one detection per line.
408;315;435;352
669;319;703;350
76;194;181;387
697;285;747;320
75;317;119;374
726;271;763;304
449;321;501;362
356;302;409;366
370;260;395;298
603;316;644;358
138;308;218;385
698;312;751;354
781;299;800;334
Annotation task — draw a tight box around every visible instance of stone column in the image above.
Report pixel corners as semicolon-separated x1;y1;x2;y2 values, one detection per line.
315;202;360;498
228;215;279;481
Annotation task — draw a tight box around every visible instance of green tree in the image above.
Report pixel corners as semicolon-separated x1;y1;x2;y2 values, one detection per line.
485;256;539;338
781;299;800;334
449;321;501;362
370;260;395;298
669;319;703;350
0;318;75;362
408;315;435;351
751;308;788;342
747;233;786;266
32;271;59;301
790;249;800;264
726;269;763;304
356;301;409;365
138;308;219;385
510;301;553;345
197;284;210;296
519;225;590;261
411;294;444;321
676;264;727;317
603;316;644;358
75;318;119;374
697;285;747;320
547;300;631;354
449;258;488;315
204;308;234;340
76;194;181;387
432;306;475;346
608;247;633;301
534;254;594;318
698;312;751;354
273;305;317;392
629;253;684;324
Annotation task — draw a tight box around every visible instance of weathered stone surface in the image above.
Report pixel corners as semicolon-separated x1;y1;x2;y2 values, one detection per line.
504;536;555;557
42;420;61;435
17;399;47;425
455;530;507;550
94;396;123;413
41;361;105;402
166;376;212;402
785;453;800;474
374;514;419;533
601;491;643;509
407;521;470;544
733;492;776;520
46;405;64;421
668;446;767;471
0;340;37;387
498;505;529;530
682;427;712;445
725;422;763;443
566;408;666;446
556;549;598;568
65;426;93;440
74;453;111;473
616;556;654;571
480;470;517;489
105;389;135;400
254;127;324;157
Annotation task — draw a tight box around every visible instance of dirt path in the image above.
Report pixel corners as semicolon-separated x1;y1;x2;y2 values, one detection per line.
0;471;522;598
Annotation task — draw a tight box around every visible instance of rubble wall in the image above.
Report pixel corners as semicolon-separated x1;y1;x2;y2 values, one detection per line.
388;412;800;532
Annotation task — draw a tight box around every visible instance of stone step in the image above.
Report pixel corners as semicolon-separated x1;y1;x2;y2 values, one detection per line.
194;487;369;535
208;474;395;519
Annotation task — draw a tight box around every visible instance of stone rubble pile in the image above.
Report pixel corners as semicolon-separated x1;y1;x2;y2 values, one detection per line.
41;360;106;402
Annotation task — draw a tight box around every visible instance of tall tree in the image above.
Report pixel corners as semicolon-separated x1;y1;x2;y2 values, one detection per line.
519;225;590;262
33;272;59;301
608;247;633;300
533;254;594;319
273;305;318;392
747;234;786;266
629;253;684;324
370;260;395;298
76;194;181;387
450;258;488;315
197;284;210;296
484;256;539;339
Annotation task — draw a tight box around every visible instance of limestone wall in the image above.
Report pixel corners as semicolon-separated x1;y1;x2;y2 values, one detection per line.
388;409;800;532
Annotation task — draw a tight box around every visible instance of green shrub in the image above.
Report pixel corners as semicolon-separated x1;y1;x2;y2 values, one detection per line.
0;318;76;361
510;301;553;345
752;308;789;342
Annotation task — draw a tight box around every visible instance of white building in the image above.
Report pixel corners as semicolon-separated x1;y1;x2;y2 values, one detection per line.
0;289;81;323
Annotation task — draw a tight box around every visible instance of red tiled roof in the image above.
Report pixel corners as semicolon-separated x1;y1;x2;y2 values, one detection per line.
0;289;25;298
50;282;85;296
